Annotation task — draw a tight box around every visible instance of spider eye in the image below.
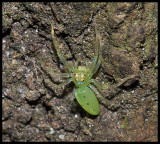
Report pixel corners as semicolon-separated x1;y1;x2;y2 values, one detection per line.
81;74;85;81
77;82;84;85
75;73;78;79
75;73;79;81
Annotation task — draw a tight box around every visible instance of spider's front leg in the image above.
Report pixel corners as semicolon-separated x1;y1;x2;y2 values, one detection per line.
51;24;75;72
87;24;102;78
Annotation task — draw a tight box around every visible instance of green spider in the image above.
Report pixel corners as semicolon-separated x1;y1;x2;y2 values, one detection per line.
39;23;120;115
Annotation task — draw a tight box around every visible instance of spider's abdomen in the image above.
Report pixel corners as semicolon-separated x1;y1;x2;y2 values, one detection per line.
75;87;99;115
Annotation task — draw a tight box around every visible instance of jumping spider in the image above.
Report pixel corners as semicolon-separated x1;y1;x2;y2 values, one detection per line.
38;23;125;115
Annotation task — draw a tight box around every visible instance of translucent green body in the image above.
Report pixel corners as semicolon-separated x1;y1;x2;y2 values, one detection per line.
75;87;99;115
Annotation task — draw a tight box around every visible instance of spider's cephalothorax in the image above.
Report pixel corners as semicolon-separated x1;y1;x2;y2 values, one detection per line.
39;23;121;115
73;66;90;87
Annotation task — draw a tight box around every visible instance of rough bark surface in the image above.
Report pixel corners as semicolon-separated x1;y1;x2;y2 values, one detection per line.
2;2;158;142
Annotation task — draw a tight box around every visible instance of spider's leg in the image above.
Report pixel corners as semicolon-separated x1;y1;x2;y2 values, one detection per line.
44;77;72;96
88;84;121;111
54;73;73;78
71;87;76;100
103;75;139;99
70;87;78;107
45;78;72;89
90;78;106;90
43;65;73;78
90;25;102;77
90;52;102;77
74;58;80;69
90;78;122;100
39;68;73;88
38;59;73;78
38;67;73;96
87;25;100;76
51;24;75;72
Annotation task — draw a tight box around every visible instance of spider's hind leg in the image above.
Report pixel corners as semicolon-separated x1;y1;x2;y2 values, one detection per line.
70;88;78;106
89;84;121;111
